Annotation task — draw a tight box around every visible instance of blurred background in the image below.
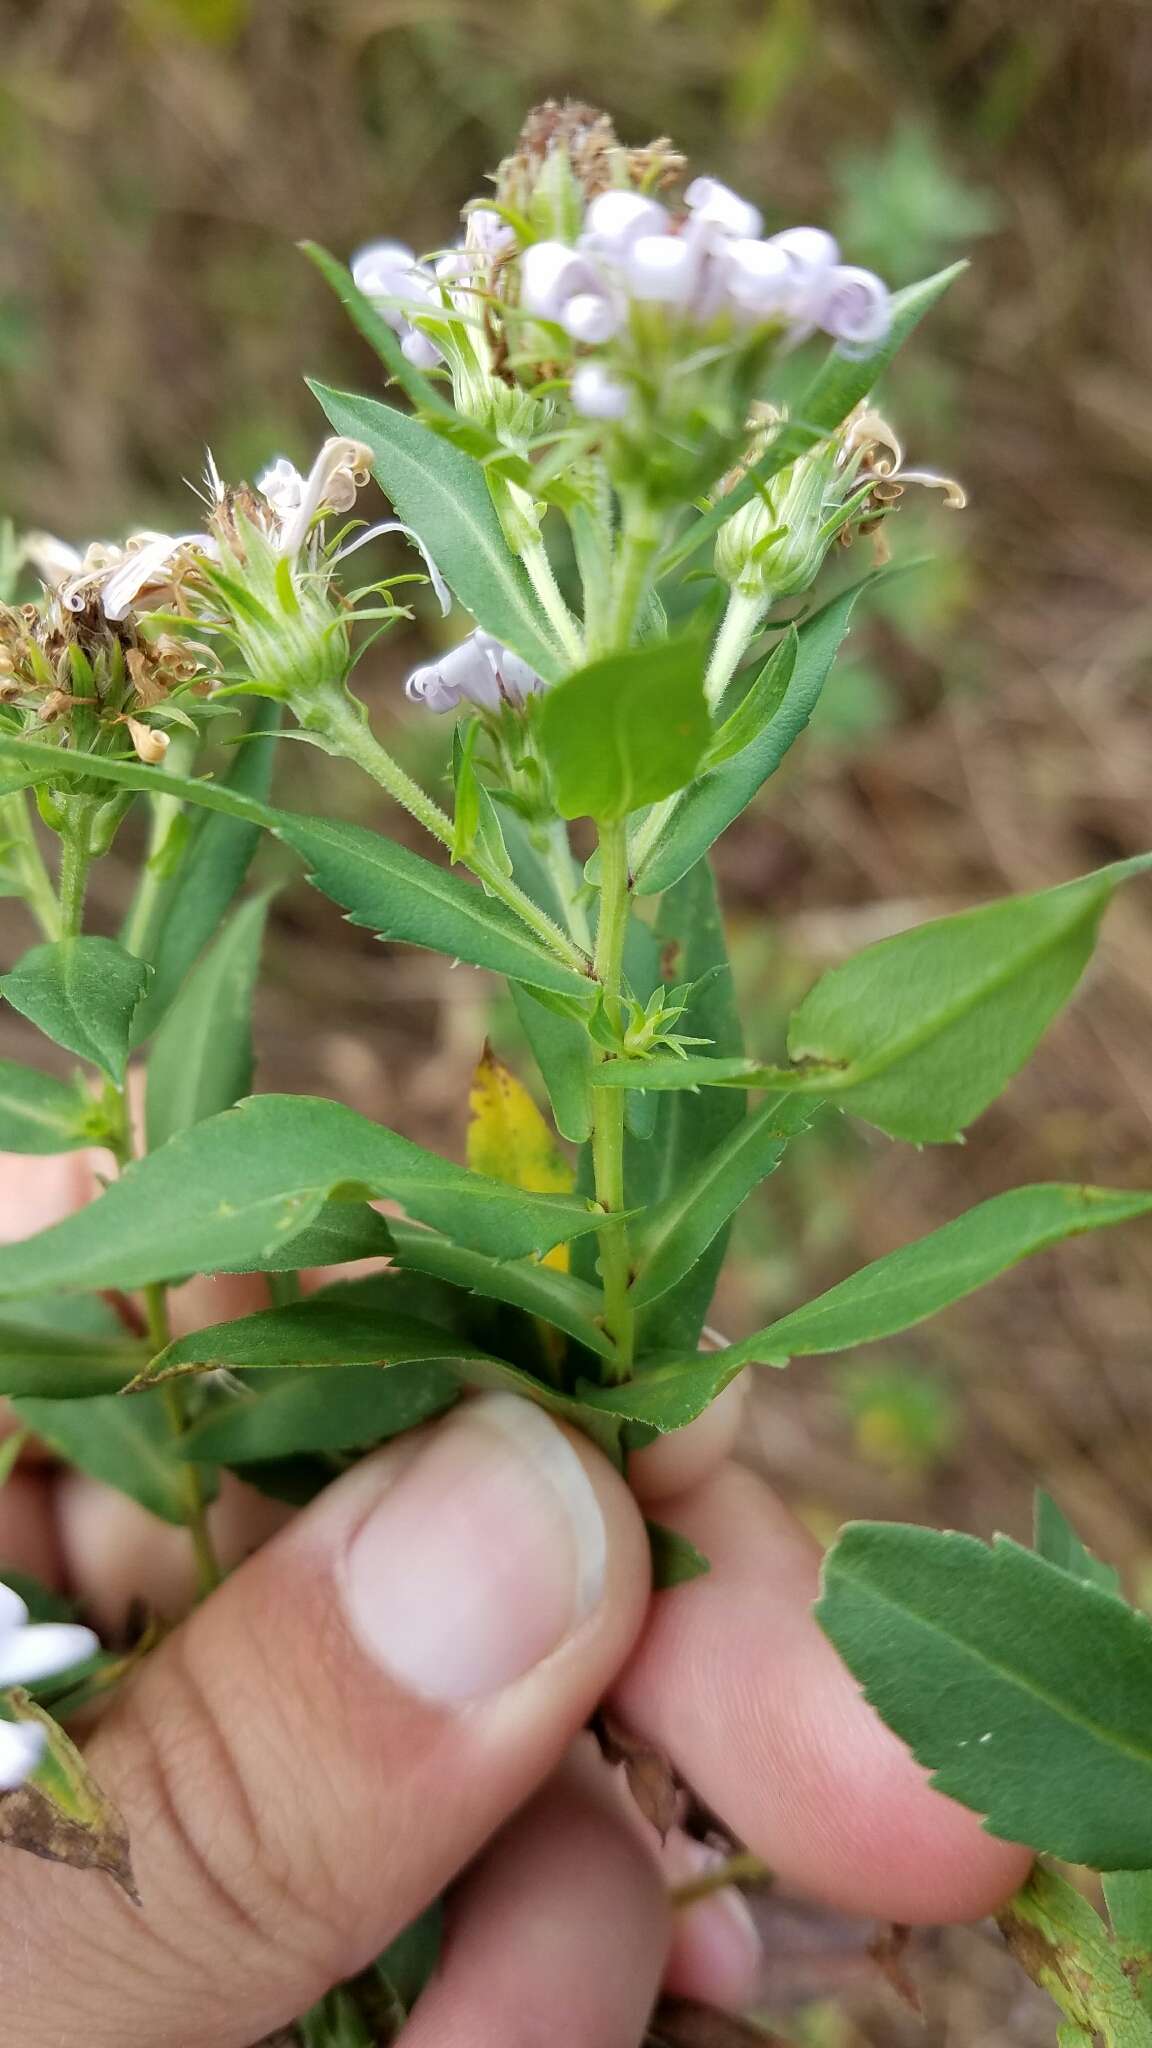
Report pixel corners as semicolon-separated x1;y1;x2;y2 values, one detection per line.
2;1;1152;2038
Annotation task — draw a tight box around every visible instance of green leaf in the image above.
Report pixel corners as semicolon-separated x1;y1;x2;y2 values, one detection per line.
818;1520;1152;1870
145;894;269;1151
633;582;873;895
0;1317;144;1397
0;1061;100;1155
537;639;711;821
0;1095;604;1299
601;858;1152;1142
720;1184;1152;1368
577;1349;743;1434
647;1520;711;1589
310;382;562;679
1;1692;137;1900
631;1094;812;1311
1;939;151;1082
701;629;798;768
1105;1871;1152;2024
217;1200;395;1273
128;719;278;1042
177;1362;459;1463
145;1287;624;1460
11;1388;215;1524
509;982;593;1144
387;1219;613;1359
630;860;746;1355
662;263;965;575
278;815;592;999
0;741;592;998
1035;1490;1123;1598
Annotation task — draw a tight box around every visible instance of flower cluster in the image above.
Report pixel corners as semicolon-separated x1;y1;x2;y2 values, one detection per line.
0;1579;99;1791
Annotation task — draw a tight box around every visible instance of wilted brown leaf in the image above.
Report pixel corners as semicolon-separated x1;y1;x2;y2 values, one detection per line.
592;1708;681;1839
0;1691;138;1901
868;1921;923;2015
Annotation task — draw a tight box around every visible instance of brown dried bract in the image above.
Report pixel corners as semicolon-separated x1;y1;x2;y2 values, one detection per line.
592;1707;681;1840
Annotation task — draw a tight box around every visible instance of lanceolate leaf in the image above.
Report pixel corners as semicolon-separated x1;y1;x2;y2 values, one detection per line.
633;582;883;895
599;857;1152;1142
0;1061;99;1155
387;1220;613;1359
145;893;269;1151
1;939;151;1083
630;860;746;1355
537;639;712;821
0;1095;603;1298
631;1094;812;1311
817;1521;1152;1869
177;1363;459;1463
145;1290;624;1460
310;382;562;679
218;1200;396;1273
577;1350;743;1433
719;1184;1152;1367
1034;1489;1123;1598
510;982;593;1143
0;1319;145;1398
277;815;593;998
11;1389;215;1525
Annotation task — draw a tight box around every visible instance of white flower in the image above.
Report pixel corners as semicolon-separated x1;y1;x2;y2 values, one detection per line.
623;234;696;305
722;238;795;323
405;629;544;713
579;190;669;260
89;532;219;624
351;240;445;369
21;533;85;589
519;241;600;323
562;291;620;344
259;437;373;559
571;362;631;420
332;520;451;616
764;227;841;342
464;207;516;258
684;176;763;242
820;264;891;351
0;1718;47;1792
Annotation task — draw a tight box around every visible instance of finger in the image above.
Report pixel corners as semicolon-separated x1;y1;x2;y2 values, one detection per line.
628;1376;747;1505
611;1465;1033;1925
0;1469;64;1588
405;1740;669;2048
55;1471;293;1633
0;1393;649;2048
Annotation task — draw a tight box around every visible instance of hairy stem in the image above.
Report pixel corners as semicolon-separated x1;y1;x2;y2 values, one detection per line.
521;538;584;665
591;815;635;1381
144;1281;221;1598
313;691;592;976
541;817;593;951
602;493;662;657
56;823;91;938
0;792;61;940
704;587;769;712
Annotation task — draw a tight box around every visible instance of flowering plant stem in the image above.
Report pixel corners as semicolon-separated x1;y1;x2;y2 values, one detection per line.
57;820;92;938
591;814;635;1382
704;587;770;711
146;1284;221;1598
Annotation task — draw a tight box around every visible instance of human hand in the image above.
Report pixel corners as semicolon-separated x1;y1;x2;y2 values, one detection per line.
0;1154;1031;2047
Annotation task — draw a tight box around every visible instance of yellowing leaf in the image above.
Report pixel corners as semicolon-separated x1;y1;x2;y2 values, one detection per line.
467;1048;574;1272
1;1691;137;1899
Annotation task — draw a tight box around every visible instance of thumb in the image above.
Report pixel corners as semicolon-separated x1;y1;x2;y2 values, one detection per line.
0;1393;648;2048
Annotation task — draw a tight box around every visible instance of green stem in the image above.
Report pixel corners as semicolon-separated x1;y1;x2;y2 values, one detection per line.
119;735;198;959
704;587;770;712
541;818;593;951
56;823;91;937
591;815;635;1382
521;539;584;666
316;691;591;977
600;493;662;657
0;792;61;940
144;1281;221;1598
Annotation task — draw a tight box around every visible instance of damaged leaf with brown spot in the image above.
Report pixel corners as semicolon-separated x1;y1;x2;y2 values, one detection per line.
0;1691;138;1900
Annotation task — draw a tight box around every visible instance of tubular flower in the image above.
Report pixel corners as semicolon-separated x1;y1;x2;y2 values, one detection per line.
0;1579;99;1790
405;630;545;715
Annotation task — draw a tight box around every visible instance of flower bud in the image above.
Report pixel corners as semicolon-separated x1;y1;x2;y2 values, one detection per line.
562;291;620;344
721;238;794;323
820;264;891;351
714;439;840;600
571;362;631;420
623;234;695;305
684;176;763;241
580;189;669;259
519;241;599;323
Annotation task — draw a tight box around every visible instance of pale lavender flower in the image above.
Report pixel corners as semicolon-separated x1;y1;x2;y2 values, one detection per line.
579;190;670;261
623;233;696;305
683;176;763;242
95;532;219;623
820;264;892;351
571;362;631;420
722;238;796;323
259;437;374;559
405;629;544;713
351;240;444;368
0;1580;99;1788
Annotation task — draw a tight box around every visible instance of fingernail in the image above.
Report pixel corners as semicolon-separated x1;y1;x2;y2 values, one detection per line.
675;1843;764;2006
342;1392;607;1704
